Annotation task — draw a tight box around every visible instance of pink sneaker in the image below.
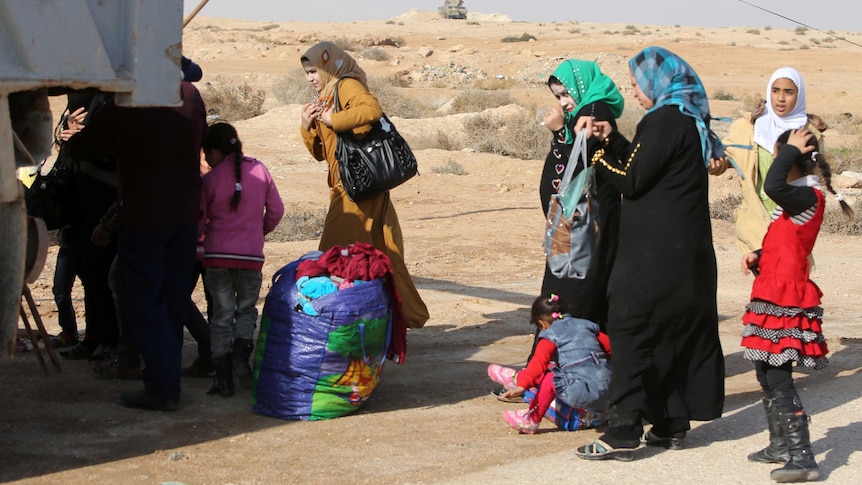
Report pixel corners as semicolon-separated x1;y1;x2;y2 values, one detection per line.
487;364;517;390
503;409;540;434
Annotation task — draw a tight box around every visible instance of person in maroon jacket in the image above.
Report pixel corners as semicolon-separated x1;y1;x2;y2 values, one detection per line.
67;80;207;410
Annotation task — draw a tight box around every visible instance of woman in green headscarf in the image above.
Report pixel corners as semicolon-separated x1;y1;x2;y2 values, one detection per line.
537;59;624;335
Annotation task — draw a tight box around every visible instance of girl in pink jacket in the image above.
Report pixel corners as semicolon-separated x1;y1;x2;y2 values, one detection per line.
201;122;284;397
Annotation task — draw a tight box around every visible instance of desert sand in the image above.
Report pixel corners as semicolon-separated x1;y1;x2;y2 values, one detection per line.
2;10;862;485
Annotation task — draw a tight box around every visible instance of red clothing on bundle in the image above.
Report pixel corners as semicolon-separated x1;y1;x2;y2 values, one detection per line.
296;242;407;364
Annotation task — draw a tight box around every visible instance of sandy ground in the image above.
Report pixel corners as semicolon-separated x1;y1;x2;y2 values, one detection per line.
3;10;862;485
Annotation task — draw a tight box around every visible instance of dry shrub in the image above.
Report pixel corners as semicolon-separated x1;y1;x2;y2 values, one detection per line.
435;130;462;151
265;208;327;242
709;194;741;222
202;78;265;122
450;89;514;114
463;110;547;160
377;73;412;88
367;77;433;119
360;47;389;61
472;78;517;90
331;36;358;52
273;68;314;105
408;130;463;151
501;33;537;43
431;160;468;175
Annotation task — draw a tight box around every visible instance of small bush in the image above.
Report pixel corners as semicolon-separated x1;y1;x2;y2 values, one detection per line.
472;78;517;90
501;33;537;43
799;44;810;50
273;69;314;105
466;21;479;26
385;20;395;25
265;208;327;242
463;110;547;160
746;28;761;35
379;73;412;88
366;77;433;119
435;130;462;151
360;47;389;61
569;28;581;34
710;194;741;222
713;88;736;101
795;26;808;35
331;36;358;52
777;40;790;45
449;89;514;114
202;78;266;121
764;26;772;30
431;160;468;175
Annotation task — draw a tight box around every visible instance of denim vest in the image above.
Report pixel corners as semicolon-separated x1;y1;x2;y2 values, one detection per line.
539;316;611;412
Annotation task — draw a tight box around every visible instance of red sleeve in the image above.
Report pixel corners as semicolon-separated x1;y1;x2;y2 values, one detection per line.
516;338;555;389
597;332;612;356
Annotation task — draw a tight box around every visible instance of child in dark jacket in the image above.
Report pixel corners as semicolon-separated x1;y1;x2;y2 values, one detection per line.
488;294;611;434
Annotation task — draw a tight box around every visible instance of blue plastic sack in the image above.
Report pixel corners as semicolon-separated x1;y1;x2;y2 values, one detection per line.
252;255;390;421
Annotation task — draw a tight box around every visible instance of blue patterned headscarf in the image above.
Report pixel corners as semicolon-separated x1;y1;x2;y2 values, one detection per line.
629;46;726;166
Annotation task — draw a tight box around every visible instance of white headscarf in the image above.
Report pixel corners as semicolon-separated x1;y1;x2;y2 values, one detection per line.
753;67;808;151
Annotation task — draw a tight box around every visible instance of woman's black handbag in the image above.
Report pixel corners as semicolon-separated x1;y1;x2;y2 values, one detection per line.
333;78;418;201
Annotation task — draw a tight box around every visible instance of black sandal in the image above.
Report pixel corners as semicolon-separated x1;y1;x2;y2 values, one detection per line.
59;341;97;360
641;429;685;450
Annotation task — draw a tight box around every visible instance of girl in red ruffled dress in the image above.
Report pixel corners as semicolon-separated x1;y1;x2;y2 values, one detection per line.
740;128;853;483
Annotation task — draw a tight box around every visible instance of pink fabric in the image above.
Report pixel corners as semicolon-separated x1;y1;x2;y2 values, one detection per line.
200;155;284;270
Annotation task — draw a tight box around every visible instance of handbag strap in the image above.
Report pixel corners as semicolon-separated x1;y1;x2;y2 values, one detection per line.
557;128;589;195
332;78;343;114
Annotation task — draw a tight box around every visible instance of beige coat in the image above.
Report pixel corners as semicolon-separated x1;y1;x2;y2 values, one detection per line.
301;78;430;329
712;115;824;254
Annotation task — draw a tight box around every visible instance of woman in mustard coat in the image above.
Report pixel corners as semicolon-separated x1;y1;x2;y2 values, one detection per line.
299;41;429;329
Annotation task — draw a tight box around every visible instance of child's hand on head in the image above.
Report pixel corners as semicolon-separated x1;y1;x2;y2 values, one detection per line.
786;128;815;154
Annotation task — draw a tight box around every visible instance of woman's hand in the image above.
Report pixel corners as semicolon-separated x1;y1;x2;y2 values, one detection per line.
708;157;728;176
300;102;318;130
574;116;612;141
786;128;815;154
543;108;565;132
742;252;760;275
60;107;87;141
501;386;525;400
317;105;333;127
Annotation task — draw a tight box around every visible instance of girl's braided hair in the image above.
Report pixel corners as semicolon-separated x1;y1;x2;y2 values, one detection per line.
203;122;244;211
776;129;854;220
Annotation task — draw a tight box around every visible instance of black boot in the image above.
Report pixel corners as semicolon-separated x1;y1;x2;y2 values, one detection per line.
749;397;790;464
206;354;234;398
232;338;254;390
770;411;820;482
